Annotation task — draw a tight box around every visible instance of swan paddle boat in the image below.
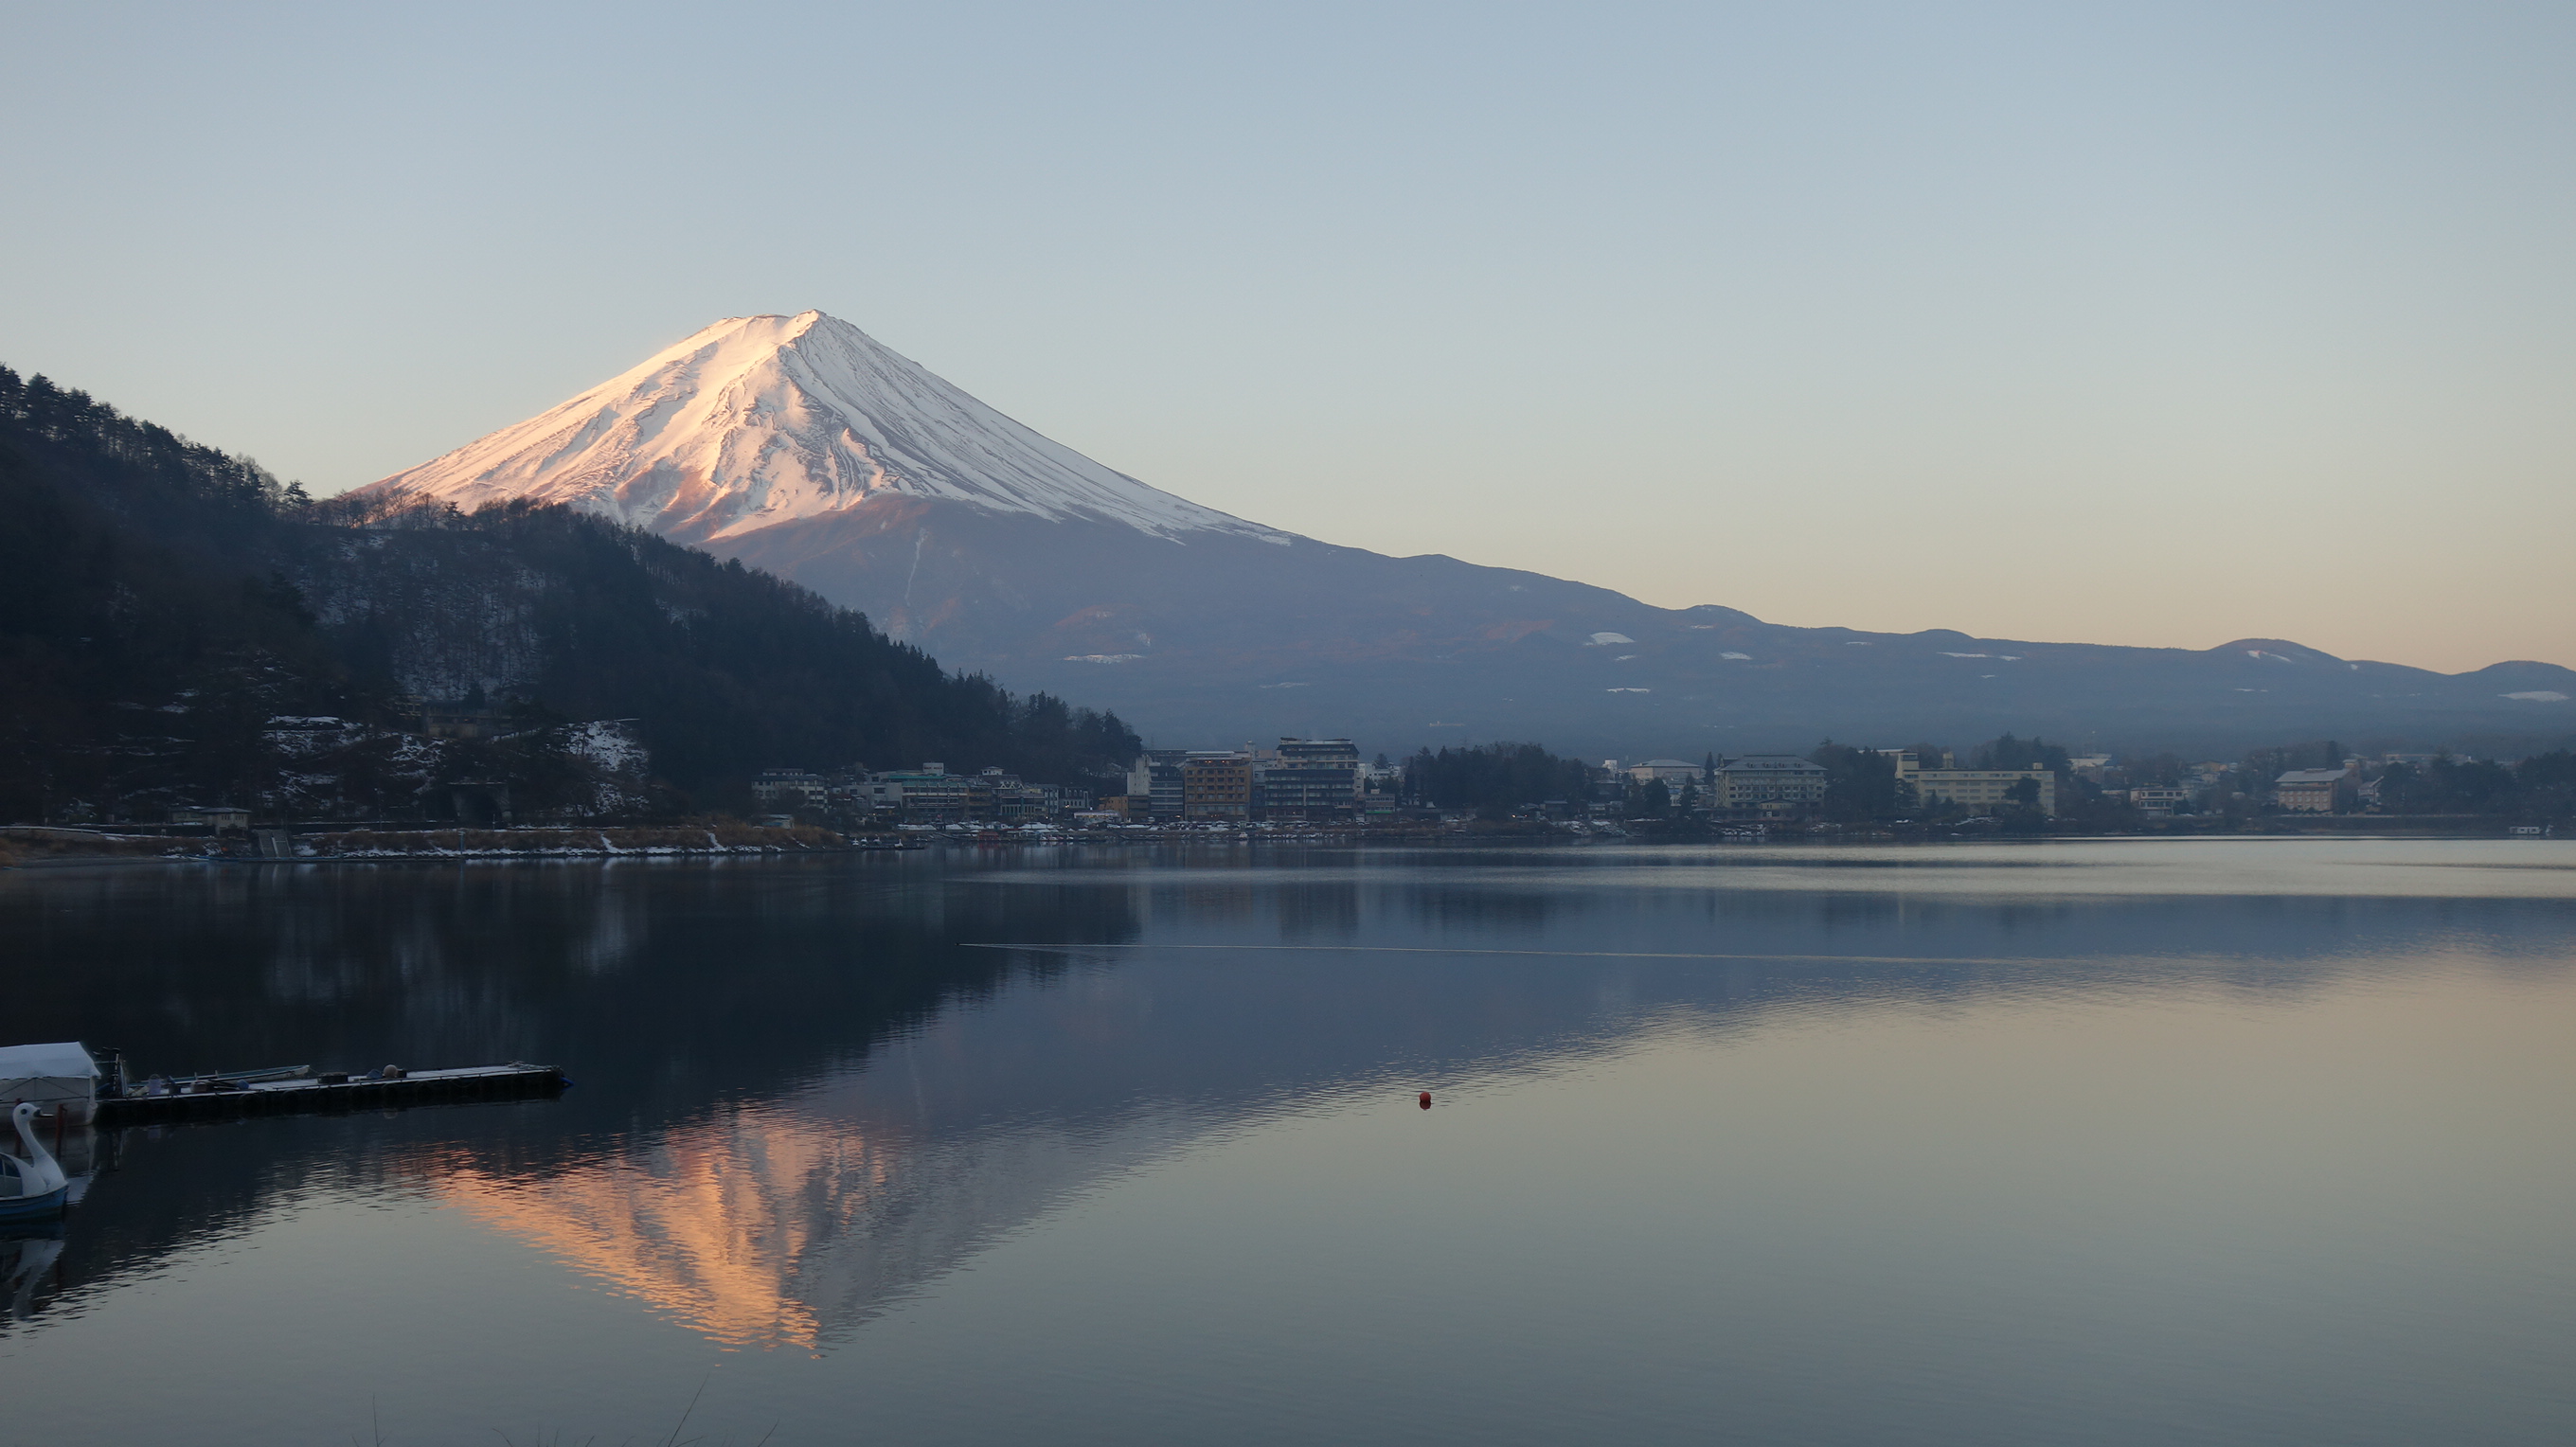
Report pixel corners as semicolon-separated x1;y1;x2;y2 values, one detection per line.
0;1102;69;1223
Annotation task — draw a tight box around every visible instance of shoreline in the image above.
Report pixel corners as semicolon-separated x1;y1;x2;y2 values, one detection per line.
5;819;2555;868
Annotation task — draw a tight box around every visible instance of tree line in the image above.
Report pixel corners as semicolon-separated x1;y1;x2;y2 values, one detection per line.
1402;741;1594;813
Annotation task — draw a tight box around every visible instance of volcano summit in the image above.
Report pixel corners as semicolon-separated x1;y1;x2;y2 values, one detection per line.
367;311;1278;545
355;313;2575;755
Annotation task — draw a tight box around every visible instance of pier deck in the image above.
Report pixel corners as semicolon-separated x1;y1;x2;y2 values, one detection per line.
96;1063;567;1124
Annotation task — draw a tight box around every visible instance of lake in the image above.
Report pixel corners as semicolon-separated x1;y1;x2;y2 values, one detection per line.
4;839;2573;1445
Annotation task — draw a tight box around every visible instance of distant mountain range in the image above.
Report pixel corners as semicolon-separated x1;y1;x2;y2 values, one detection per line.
345;309;2566;758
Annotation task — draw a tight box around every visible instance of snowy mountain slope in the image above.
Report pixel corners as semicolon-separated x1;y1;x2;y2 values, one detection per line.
359;312;1282;544
354;313;2576;756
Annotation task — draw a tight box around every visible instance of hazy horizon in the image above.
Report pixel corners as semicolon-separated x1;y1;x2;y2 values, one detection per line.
5;3;2568;673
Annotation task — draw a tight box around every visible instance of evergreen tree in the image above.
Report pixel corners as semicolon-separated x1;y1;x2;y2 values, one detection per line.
1809;741;1901;820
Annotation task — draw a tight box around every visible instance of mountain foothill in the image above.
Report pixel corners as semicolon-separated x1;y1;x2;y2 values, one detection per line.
0;366;1138;826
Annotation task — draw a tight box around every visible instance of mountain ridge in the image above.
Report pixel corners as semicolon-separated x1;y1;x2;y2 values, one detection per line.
351;313;2576;757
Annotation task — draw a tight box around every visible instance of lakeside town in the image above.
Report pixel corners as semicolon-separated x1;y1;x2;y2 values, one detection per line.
744;738;2567;835
17;719;2562;866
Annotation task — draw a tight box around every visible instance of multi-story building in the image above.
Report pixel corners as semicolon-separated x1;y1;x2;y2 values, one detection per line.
1712;756;1829;813
2127;786;2191;816
751;770;830;812
2274;768;2352;813
1263;737;1360;817
1886;752;2056;815
1128;750;1190;819
1625;759;1707;787
1182;752;1253;820
868;763;972;821
965;768;1031;820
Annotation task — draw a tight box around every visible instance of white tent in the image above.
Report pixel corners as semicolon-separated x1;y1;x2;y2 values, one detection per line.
0;1043;98;1122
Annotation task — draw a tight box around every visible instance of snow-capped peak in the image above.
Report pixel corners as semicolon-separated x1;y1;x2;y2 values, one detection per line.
356;311;1283;543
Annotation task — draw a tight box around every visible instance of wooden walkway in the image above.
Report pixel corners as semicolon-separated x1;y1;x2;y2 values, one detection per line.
97;1063;568;1124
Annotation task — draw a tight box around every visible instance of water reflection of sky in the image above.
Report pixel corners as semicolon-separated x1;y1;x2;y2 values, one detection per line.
3;842;2573;1445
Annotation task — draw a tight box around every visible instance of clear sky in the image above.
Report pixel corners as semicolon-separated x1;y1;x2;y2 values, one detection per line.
4;2;2568;672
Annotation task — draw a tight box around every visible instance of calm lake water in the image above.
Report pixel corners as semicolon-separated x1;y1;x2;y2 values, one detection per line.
4;839;2574;1445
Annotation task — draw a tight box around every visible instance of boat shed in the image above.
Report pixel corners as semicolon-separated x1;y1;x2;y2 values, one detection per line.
0;1043;99;1123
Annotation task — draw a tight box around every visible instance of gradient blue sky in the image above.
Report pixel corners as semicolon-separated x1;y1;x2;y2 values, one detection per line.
4;2;2568;670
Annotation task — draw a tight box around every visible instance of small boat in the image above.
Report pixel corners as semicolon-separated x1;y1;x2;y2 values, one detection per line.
0;1103;69;1223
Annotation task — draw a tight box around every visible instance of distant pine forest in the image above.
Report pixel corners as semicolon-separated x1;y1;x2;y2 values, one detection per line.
0;366;1140;825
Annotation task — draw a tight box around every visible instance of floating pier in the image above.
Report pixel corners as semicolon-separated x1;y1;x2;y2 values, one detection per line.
97;1062;568;1125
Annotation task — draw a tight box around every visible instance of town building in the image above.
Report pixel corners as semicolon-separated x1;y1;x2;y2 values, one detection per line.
751;770;829;812
1182;752;1253;820
966;768;1031;819
1886;753;2056;814
1127;750;1190;819
2127;786;2191;816
169;804;252;833
1712;756;1829;813
1572;761;1625;816
1624;759;1707;787
1263;737;1361;817
1358;758;1404;815
868;763;972;821
2274;768;2353;813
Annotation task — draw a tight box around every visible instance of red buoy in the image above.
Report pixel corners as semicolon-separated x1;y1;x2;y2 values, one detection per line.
1418;1091;1432;1110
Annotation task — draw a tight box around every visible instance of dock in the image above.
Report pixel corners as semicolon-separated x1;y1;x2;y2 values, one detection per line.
96;1062;568;1124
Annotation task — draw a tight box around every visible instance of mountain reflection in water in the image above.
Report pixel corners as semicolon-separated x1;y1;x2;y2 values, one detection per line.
434;1088;1210;1349
5;842;2572;1359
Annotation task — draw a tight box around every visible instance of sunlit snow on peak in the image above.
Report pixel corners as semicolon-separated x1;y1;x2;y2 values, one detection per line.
358;312;1283;544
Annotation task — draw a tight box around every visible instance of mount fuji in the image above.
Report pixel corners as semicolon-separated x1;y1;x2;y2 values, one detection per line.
355;312;2575;755
368;312;1279;547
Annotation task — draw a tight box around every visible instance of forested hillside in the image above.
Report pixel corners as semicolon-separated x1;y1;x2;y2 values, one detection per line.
0;366;1138;823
